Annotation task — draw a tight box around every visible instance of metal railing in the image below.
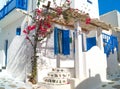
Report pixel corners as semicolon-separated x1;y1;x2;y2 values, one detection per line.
0;0;28;20
102;33;118;57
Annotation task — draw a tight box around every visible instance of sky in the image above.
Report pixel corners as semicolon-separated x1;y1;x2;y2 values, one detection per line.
98;0;120;15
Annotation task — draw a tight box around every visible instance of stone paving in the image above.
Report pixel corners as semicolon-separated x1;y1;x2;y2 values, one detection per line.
97;77;120;89
0;70;32;89
1;70;120;89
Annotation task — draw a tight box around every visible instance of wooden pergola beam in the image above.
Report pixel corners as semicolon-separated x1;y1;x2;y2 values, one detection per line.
42;2;113;31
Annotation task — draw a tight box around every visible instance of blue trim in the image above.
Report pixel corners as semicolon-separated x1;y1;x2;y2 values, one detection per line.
0;0;28;20
102;33;118;57
62;30;70;55
54;27;70;55
16;27;21;35
54;27;59;55
86;37;96;50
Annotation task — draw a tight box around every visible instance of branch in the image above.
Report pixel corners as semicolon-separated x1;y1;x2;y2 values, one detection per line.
27;37;34;49
17;9;33;19
38;30;53;42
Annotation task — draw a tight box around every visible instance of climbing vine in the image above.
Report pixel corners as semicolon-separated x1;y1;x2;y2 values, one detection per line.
22;0;91;84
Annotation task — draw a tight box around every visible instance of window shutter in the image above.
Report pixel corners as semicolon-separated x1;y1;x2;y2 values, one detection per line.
62;30;70;55
54;27;59;55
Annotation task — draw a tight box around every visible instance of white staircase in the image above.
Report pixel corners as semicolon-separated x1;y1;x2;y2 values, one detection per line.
37;68;71;89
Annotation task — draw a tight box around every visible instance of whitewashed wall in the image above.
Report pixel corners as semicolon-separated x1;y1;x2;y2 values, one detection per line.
0;16;33;81
118;12;120;26
73;0;99;18
85;46;107;81
0;0;103;84
100;10;120;76
74;46;107;89
100;10;119;27
37;29;75;82
107;50;120;77
0;0;37;81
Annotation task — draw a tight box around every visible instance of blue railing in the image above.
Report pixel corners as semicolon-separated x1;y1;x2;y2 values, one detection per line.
0;0;28;20
102;33;118;57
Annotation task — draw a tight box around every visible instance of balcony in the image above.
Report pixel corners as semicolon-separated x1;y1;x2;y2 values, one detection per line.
0;0;28;28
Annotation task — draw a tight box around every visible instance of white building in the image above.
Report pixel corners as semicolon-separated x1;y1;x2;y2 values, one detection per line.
100;10;120;77
0;0;118;89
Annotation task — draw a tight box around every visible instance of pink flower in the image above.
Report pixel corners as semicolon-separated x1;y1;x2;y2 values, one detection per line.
40;26;47;32
47;15;51;19
56;7;62;15
44;22;51;28
66;0;70;3
47;23;51;28
31;25;36;30
35;9;42;15
27;26;32;31
25;36;29;40
27;25;36;31
86;18;91;24
23;29;28;34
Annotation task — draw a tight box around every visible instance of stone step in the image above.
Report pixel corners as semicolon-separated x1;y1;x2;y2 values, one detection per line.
36;83;71;89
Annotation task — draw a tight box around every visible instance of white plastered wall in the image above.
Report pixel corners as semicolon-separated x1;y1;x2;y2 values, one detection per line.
85;46;107;81
0;0;38;81
0;15;33;81
107;50;120;77
100;10;120;76
72;0;99;18
0;0;108;86
37;24;75;82
68;46;107;89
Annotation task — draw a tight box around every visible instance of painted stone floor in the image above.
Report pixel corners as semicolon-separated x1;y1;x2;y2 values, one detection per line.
1;70;120;89
97;77;120;89
0;70;32;89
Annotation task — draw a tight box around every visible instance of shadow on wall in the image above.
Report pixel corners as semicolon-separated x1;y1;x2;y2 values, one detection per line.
107;50;120;77
7;36;33;81
76;74;101;89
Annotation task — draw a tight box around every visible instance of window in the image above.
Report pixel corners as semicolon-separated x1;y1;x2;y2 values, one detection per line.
16;28;21;35
54;27;70;55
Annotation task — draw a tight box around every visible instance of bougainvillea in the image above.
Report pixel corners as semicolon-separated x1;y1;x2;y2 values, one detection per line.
22;0;73;84
22;0;91;84
23;9;52;41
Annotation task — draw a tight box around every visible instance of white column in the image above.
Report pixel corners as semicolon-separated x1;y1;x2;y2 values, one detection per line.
82;33;87;51
96;28;104;52
2;50;6;67
74;21;84;79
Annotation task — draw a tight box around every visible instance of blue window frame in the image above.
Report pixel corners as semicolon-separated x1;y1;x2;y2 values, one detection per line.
86;37;96;50
54;27;70;55
16;28;21;35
